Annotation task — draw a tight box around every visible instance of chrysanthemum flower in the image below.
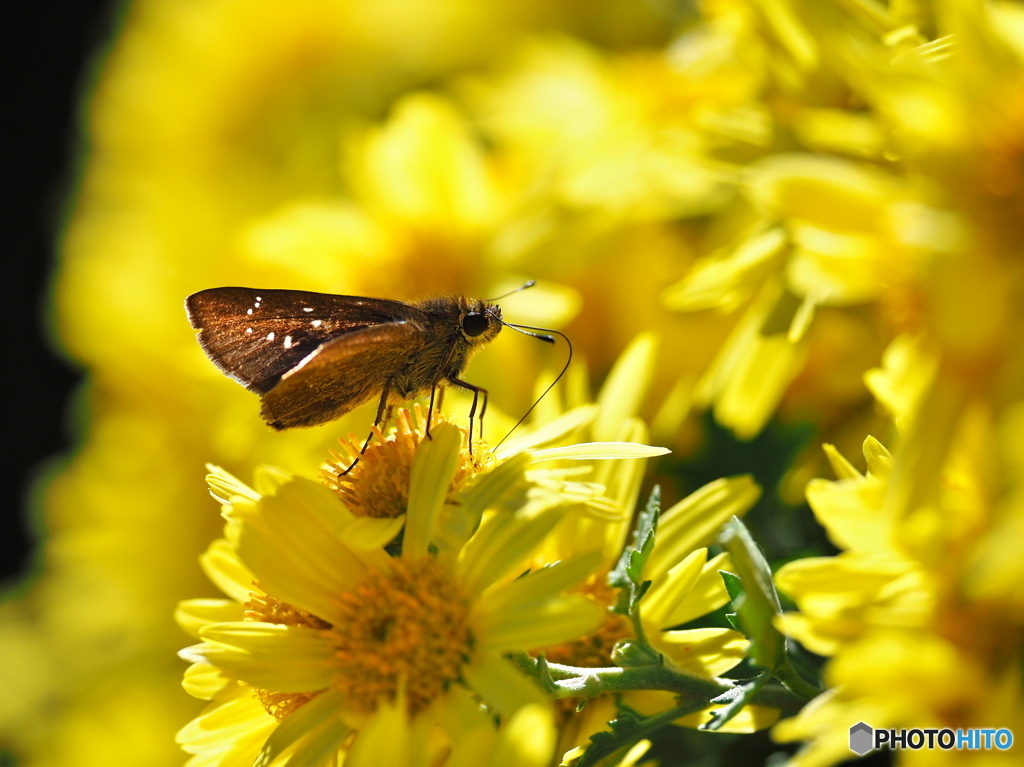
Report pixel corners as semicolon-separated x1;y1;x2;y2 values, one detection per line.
467;331;777;747
464;35;759;221
176;418;676;765
317;395;669;530
539;474;776;753
345;696;559;767
514;332;778;747
773;335;1024;765
320;405;494;519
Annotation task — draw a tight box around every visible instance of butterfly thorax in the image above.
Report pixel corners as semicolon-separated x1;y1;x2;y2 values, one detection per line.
388;296;502;400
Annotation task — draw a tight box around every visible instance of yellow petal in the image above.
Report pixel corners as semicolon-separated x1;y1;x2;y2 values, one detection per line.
205;465;261;506
652;627;749;677
482;552;603;615
629;688;780;733
593;333;657;442
342;516;408;551
458;503;562;595
491;703;557;767
199;622;334;692
693;280;809;438
405;422;462;558
822;444;861;481
530;442;670;461
747;154;897;234
176;599;245;639
675;702;780;733
199;539;256;604
256;688;349;767
649;476;760;576
642;549;707;629
356;93;496;229
662;227;787;312
475;595;604;653
862;436;893;477
458;452;533;516
177;689;274;754
345;694;415;767
462;654;546;719
662;552;734;627
181;662;232;701
493;405;597;459
805;475;889;553
233;479;382;624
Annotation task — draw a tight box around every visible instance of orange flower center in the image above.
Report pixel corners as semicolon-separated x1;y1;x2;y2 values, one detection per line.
328;557;472;714
321;405;492;519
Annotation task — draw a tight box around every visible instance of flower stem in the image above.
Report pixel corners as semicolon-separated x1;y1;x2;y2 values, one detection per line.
510;654;806;712
774;653;821;701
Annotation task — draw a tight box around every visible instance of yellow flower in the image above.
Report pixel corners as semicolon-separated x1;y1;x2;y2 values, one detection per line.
30;0;1024;764
471;330;775;749
315;386;669;527
321;405;494;519
464;34;769;221
774;434;933;656
16;16;673;760
666;153;922;439
345;697;559;767
635;540;781;734
774;336;1024;765
178;338;674;765
177;423;615;765
544;476;775;753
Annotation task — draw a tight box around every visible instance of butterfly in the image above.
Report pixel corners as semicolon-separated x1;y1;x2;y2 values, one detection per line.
186;285;562;464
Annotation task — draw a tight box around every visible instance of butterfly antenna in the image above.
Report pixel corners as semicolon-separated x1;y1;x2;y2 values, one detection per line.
485;280;536;302
494;321;573;450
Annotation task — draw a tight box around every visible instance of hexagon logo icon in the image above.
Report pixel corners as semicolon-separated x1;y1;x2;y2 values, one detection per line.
849;722;874;755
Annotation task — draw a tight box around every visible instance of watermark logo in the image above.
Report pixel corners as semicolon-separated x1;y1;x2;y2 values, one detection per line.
849;723;873;756
849;723;1014;755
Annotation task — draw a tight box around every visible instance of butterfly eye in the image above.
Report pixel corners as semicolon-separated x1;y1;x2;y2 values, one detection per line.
462;312;489;338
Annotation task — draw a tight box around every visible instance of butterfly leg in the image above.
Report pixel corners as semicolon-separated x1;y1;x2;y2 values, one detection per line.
426;386;438;440
450;378;488;456
339;387;392;477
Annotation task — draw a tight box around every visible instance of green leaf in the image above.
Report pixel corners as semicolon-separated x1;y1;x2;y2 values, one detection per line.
719;569;743;602
609;486;660;615
571;706;649;767
717;516;784;671
572;694;710;766
720;569;744;632
701;672;771;732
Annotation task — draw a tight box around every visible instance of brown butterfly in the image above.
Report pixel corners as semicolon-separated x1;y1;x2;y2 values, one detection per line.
185;285;558;456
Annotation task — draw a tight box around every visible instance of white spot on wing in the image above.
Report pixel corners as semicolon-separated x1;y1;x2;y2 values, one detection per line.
246;308;253;315
246;328;253;334
267;332;275;341
311;319;323;328
284;335;293;349
303;307;313;312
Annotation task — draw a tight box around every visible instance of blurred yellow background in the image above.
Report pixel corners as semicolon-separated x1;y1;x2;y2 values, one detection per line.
8;0;1024;764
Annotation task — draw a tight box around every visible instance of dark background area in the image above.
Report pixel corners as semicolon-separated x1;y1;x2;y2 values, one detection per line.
2;2;114;586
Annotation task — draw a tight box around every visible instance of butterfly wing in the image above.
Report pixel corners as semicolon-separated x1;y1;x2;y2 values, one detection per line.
185;287;425;394
260;321;423;429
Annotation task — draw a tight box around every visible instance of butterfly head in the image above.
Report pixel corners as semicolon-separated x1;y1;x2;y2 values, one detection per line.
460;298;503;346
